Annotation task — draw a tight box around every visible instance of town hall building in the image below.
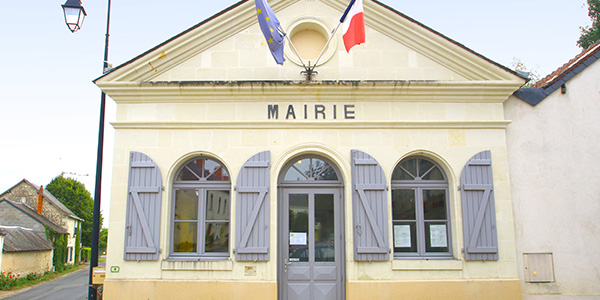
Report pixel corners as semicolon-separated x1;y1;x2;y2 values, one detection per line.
94;0;526;299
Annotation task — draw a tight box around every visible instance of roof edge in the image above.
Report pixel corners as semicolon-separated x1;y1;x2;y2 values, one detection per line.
513;43;600;106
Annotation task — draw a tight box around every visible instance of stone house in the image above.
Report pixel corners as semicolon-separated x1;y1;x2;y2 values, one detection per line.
0;179;83;265
505;42;600;299
0;225;54;275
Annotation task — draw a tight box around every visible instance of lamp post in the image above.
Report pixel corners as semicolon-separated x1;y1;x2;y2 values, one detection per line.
62;1;111;299
61;0;86;33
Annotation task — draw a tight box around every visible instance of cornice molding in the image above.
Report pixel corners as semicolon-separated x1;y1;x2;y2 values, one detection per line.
98;80;523;103
111;120;511;130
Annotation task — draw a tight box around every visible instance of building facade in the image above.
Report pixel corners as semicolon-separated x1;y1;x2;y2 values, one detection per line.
506;42;600;299
95;0;526;299
0;180;83;265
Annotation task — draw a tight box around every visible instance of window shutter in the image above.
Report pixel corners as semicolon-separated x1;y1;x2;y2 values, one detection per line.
460;150;499;261
124;151;163;261
351;150;390;261
235;151;270;261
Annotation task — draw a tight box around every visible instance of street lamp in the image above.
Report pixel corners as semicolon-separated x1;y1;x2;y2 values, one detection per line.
62;0;111;299
61;0;86;33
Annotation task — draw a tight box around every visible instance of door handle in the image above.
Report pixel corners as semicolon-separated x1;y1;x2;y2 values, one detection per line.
284;259;292;273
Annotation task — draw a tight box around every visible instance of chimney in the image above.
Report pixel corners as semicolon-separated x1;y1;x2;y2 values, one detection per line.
37;185;44;214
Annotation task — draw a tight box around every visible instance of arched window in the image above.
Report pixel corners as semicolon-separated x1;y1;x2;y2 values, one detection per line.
391;156;451;258
282;157;339;182
171;157;231;258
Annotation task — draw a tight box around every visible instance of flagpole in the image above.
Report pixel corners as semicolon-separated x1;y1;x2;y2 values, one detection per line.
312;22;341;69
282;29;309;70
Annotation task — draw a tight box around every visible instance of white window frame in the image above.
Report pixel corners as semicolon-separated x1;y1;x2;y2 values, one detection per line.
391;157;453;259
170;158;231;259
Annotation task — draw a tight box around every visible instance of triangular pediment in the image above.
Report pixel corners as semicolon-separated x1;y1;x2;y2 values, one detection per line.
95;0;524;85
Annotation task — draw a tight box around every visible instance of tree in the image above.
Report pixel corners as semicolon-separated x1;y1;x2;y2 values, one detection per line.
511;58;541;88
578;0;600;49
46;175;101;247
99;228;108;254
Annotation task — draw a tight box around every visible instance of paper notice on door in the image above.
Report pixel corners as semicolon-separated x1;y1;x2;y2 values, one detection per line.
290;232;307;245
429;225;447;248
394;225;411;248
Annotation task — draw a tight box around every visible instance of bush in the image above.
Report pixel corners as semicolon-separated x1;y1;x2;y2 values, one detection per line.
0;271;38;290
82;247;91;262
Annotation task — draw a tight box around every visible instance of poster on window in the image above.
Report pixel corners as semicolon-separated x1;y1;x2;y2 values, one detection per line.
429;224;447;248
394;225;411;248
290;232;307;245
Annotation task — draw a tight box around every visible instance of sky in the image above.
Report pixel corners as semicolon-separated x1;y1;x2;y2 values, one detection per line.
0;0;590;227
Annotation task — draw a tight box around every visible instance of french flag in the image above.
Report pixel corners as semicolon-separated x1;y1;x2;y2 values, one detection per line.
340;0;365;53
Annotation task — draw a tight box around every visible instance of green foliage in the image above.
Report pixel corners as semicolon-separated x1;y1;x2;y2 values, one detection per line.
99;228;108;254
0;266;78;290
46;175;101;247
511;58;541;87
75;222;81;264
45;226;68;272
0;271;41;290
578;0;600;49
82;247;91;262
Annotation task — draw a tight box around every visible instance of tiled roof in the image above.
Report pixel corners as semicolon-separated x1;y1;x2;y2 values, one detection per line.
513;41;600;106
533;41;600;88
18;179;83;221
0;199;68;234
0;226;53;252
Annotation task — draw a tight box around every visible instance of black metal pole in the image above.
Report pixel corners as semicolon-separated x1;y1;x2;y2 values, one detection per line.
89;0;111;299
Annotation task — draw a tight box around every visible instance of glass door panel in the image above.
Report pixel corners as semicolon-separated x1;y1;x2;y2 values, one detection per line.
289;194;309;262
315;194;334;262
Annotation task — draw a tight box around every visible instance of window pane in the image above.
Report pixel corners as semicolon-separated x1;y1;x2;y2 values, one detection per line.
392;158;416;180
422;166;444;180
312;159;338;181
284;167;307;181
418;159;434;178
205;159;230;181
175;190;198;220
173;222;197;252
289;194;309;262
205;190;230;221
423;190;447;220
425;222;449;253
393;222;417;253
392;189;416;220
205;222;229;253
315;194;335;262
177;160;204;181
314;166;338;181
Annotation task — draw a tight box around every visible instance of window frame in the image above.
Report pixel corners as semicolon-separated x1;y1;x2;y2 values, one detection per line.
170;157;231;259
391;157;453;259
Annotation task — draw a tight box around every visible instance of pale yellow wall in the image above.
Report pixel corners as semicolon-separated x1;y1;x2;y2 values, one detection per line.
65;218;78;264
97;0;524;297
505;60;600;299
1;250;53;275
103;279;521;300
104;91;518;283
151;1;466;82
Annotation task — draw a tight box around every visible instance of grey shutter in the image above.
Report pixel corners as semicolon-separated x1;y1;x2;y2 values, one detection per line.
460;150;499;261
124;151;163;261
351;150;390;261
235;151;270;261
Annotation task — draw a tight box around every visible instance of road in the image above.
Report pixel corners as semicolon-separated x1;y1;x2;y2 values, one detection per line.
1;267;90;300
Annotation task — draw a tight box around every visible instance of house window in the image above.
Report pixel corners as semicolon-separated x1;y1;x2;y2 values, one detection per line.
171;157;231;258
391;157;452;258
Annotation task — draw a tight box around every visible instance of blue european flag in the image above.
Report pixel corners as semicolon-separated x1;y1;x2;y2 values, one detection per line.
255;0;285;65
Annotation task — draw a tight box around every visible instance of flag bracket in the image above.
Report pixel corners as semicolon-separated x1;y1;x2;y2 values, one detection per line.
301;62;318;81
